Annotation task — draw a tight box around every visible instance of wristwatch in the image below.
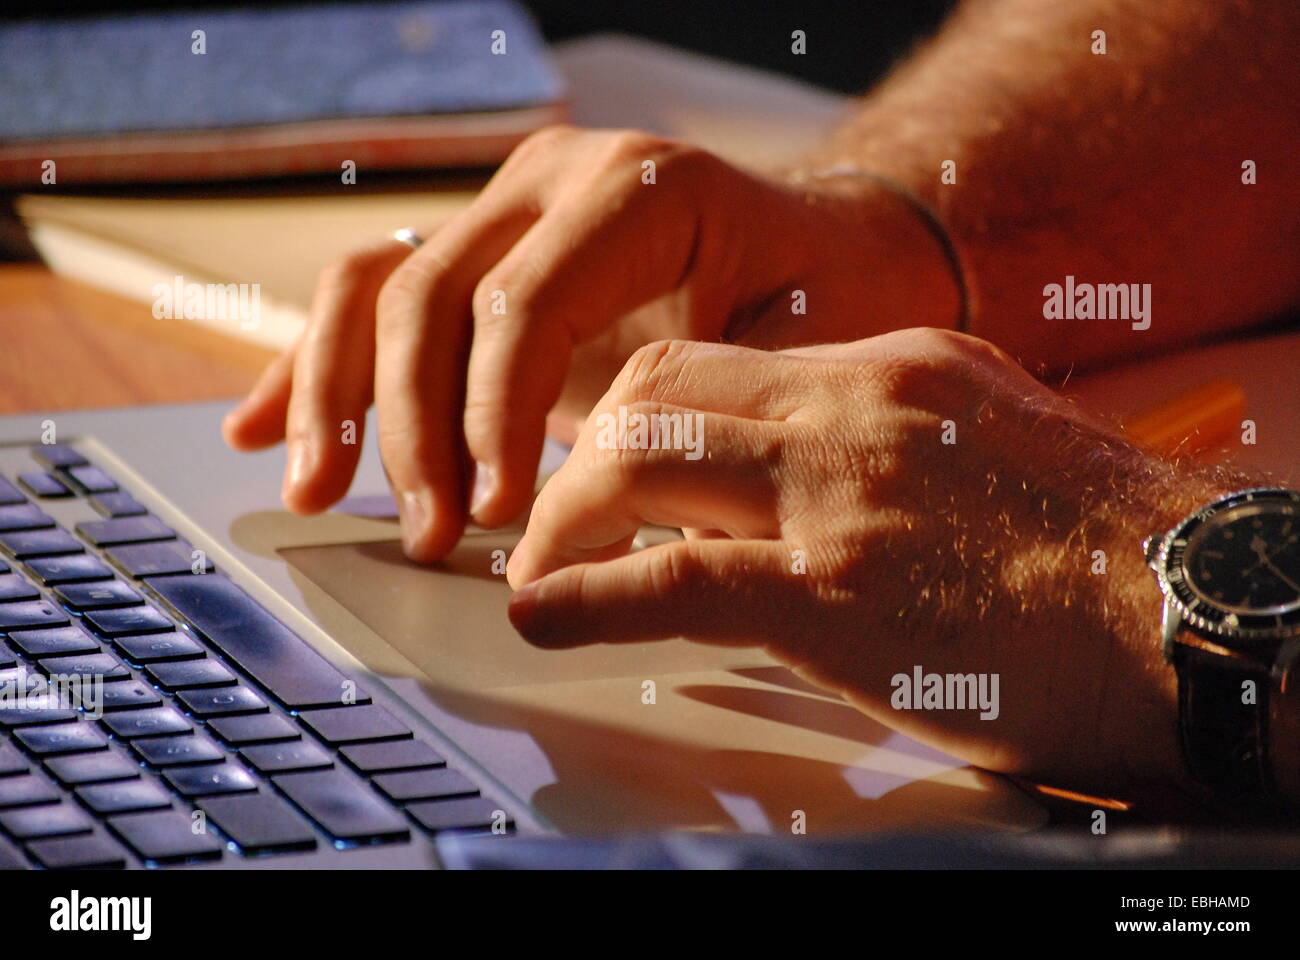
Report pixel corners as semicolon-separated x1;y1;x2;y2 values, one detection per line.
1144;488;1300;804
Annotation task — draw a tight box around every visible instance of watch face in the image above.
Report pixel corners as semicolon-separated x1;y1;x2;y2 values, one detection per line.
1160;489;1300;639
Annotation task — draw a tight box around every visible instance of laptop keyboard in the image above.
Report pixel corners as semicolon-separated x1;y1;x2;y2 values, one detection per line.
0;442;514;869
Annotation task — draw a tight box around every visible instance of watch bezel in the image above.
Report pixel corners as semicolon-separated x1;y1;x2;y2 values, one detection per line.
1148;487;1300;643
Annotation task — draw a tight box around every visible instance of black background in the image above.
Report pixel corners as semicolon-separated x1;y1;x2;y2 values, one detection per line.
0;0;957;94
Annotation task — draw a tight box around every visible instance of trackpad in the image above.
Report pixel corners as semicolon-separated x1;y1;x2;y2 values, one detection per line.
280;537;771;691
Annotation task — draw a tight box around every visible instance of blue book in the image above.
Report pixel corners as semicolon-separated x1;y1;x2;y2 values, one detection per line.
0;0;567;184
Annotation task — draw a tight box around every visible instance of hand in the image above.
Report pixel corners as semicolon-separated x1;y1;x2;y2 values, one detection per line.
506;329;1231;801
222;125;960;561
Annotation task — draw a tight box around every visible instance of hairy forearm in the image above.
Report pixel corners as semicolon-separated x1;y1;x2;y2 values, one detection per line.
807;0;1300;372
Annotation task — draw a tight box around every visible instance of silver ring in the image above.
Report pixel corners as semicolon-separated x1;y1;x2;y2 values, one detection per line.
393;228;424;250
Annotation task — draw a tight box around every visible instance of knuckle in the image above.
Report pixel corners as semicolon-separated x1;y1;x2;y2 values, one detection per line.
604;128;671;162
470;264;544;332
316;252;370;294
950;331;1015;367
598;130;715;181
649;542;707;603
519;123;577;154
863;355;942;404
616;339;696;401
375;260;442;334
503;125;576;171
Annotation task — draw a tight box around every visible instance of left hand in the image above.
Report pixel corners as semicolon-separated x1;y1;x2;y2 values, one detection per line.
506;329;1224;801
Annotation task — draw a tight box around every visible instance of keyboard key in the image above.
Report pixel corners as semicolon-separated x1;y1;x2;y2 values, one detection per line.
164;762;257;797
106;541;211;578
27;831;127;869
148;574;365;710
54;579;144;611
0;773;61;808
373;768;479;803
298;705;411;746
208;713;299;746
15;723;109;756
0;835;27;869
30;444;87;470
145;658;236;691
341;740;446;774
40;653;130;683
0;704;78;728
0;529;83;559
101;706;192;739
77;778;172;814
0;645;13;669
109;809;222;863
99;681;163;711
26;554;114;586
274;769;409;843
199;792;317;854
176;685;267;717
0;574;40;602
83;605;174;637
45;752;140;786
133;734;225;767
8;626;98;658
0;740;29;776
18;472;72;499
0;801;94;839
0;476;25;505
76;515;175;547
64;465;118;495
408;796;512;835
112;631;205;663
89;492;147;518
241;740;333;774
0;504;55;532
0;600;70;632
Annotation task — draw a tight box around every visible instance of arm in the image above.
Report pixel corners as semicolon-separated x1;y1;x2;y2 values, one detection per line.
224;0;1299;562
803;0;1300;371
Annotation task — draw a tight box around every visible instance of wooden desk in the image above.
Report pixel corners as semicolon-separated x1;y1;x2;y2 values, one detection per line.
0;264;277;414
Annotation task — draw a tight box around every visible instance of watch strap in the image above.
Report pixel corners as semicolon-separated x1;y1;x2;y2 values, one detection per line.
1172;642;1273;801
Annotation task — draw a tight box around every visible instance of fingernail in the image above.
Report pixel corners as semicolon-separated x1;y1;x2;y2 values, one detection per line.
507;583;542;639
470;462;496;518
399;488;431;558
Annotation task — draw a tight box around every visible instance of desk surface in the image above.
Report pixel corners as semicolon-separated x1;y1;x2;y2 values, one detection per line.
0;263;276;414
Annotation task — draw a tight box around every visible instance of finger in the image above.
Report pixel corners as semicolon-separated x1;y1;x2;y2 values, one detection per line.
281;241;411;514
374;186;541;562
507;406;784;585
223;348;296;451
461;170;708;527
508;538;805;649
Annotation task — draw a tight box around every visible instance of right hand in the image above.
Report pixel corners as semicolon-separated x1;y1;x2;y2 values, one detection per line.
222;125;960;561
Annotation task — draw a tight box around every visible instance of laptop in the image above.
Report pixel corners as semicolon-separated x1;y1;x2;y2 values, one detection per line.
0;401;1044;870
